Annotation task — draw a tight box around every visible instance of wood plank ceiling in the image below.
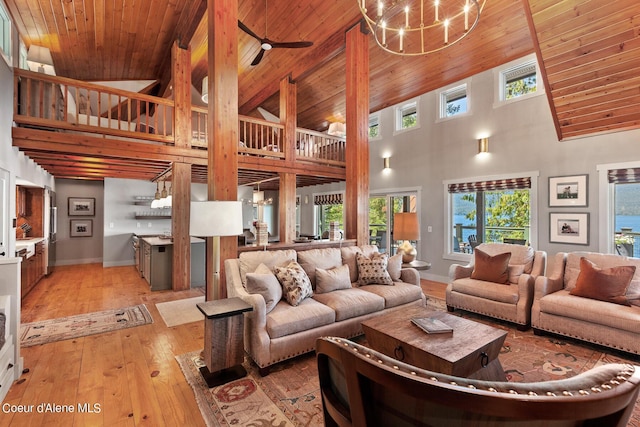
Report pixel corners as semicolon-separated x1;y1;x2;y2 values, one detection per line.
5;0;640;183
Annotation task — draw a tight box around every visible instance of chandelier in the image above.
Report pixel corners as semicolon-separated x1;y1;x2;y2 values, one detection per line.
357;0;486;56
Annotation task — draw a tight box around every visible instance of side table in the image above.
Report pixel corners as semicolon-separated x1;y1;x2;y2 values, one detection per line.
197;297;253;387
402;260;431;270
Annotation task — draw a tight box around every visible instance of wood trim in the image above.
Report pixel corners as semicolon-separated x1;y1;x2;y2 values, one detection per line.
172;162;192;291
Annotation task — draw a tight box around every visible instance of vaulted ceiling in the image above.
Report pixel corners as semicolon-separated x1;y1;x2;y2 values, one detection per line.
5;0;640;152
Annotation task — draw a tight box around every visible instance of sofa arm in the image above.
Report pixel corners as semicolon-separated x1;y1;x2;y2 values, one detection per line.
533;252;567;300
400;267;420;287
225;258;267;328
449;263;473;282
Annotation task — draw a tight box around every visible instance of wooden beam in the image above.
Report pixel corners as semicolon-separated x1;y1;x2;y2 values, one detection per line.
207;0;239;300
279;77;297;243
172;162;192;291
345;23;370;246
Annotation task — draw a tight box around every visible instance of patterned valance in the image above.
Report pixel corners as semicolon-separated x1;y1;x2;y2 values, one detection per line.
314;193;343;205
448;177;531;194
607;168;640;184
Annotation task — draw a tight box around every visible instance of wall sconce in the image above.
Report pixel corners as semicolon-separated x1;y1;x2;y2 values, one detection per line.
201;76;208;103
478;137;489;154
383;157;390;170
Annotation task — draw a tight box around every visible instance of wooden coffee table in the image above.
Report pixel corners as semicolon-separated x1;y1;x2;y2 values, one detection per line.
361;306;507;381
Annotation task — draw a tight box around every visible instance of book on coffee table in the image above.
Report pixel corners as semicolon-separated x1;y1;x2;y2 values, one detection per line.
411;317;454;335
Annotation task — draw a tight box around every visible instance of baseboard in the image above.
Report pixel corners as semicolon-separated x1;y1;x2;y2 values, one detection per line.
54;257;103;266
103;260;135;267
421;272;448;283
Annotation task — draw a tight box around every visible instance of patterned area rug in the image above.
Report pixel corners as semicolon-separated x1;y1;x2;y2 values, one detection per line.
20;304;153;347
177;299;640;427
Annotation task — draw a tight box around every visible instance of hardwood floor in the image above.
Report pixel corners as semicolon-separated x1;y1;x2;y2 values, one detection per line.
1;263;446;427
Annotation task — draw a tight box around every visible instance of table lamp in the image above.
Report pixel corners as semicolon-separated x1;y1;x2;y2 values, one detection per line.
190;201;243;300
393;212;420;263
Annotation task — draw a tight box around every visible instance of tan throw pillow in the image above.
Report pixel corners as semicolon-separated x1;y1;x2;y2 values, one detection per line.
356;252;393;286
274;261;313;306
387;253;403;281
315;264;352;294
471;248;511;284
245;263;282;313
569;258;635;306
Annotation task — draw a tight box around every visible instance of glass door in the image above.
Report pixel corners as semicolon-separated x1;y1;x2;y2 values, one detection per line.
369;192;418;255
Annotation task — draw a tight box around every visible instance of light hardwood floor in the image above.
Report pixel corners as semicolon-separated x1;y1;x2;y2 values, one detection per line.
1;263;446;427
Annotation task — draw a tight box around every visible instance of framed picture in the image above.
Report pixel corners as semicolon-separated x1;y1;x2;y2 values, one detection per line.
549;174;588;207
68;197;95;216
550;213;589;245
70;219;93;237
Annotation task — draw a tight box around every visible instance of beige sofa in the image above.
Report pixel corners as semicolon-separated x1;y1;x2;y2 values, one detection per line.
446;243;547;329
532;252;640;355
225;245;426;374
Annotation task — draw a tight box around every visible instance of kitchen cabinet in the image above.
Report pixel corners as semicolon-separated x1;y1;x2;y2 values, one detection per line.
19;241;46;298
140;237;205;290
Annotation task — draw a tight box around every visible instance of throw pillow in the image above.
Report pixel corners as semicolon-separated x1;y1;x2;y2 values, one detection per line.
569;258;636;306
274;261;313;306
471;248;511;284
387;253;403;281
245;263;282;313
356;252;393;286
315;264;352;294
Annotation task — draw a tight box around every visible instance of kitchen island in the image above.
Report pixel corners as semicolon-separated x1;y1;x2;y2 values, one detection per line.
139;236;205;291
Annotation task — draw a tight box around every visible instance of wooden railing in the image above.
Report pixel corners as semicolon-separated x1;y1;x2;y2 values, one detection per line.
296;128;346;165
14;69;345;167
14;69;174;143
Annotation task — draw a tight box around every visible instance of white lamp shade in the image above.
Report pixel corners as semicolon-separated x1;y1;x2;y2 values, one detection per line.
253;190;264;203
327;122;346;137
190;201;243;237
27;45;53;66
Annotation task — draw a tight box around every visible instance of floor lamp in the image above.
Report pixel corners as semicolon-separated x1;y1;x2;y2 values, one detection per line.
190;201;243;300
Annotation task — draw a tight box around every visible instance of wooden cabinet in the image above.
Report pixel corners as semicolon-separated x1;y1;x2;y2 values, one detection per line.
20;242;45;298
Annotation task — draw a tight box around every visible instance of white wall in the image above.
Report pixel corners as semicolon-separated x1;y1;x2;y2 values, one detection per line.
368;55;640;281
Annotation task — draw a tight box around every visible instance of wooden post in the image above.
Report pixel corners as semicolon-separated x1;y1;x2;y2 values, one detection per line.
345;23;370;246
279;76;297;243
171;41;192;291
207;0;239;300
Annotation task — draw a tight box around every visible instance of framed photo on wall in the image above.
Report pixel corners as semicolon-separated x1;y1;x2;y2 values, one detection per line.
70;219;93;237
68;197;95;216
549;213;589;245
549;174;588;207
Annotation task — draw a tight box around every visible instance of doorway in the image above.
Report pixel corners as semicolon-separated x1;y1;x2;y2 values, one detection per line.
369;191;419;255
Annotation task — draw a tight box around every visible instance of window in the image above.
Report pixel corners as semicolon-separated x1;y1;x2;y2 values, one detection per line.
445;173;538;258
369;191;419;255
597;163;640;257
0;0;11;66
369;113;380;139
314;193;344;237
497;58;540;103
439;84;468;119
18;39;28;70
394;99;419;133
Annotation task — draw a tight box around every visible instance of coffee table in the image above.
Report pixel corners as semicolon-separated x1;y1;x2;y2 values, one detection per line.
361;306;507;381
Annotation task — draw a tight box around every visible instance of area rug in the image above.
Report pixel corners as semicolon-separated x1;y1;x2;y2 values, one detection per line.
20;304;153;347
156;296;205;327
177;299;640;427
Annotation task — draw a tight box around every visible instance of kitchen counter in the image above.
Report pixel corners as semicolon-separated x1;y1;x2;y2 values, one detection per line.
141;236;204;246
139;236;205;290
15;237;46;258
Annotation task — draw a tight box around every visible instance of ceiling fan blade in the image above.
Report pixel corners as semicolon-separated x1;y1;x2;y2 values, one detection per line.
251;49;266;66
238;20;262;42
270;41;314;49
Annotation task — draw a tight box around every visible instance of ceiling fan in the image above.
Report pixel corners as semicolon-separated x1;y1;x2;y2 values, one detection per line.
238;0;313;66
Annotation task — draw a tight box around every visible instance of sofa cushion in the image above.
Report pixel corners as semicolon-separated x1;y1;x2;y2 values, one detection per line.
245;263;282;313
387;253;403;281
569;258;635;306
360;282;424;308
356;252;393;286
564;252;640;298
266;298;336;339
471;248;511;284
297;248;343;288
239;249;297;286
274;261;313;306
341;245;380;283
312;288;385;321
315;264;352;294
539;290;640;333
450;278;519;304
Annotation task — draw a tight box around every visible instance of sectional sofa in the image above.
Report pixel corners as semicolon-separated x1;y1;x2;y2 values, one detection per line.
225;245;426;374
